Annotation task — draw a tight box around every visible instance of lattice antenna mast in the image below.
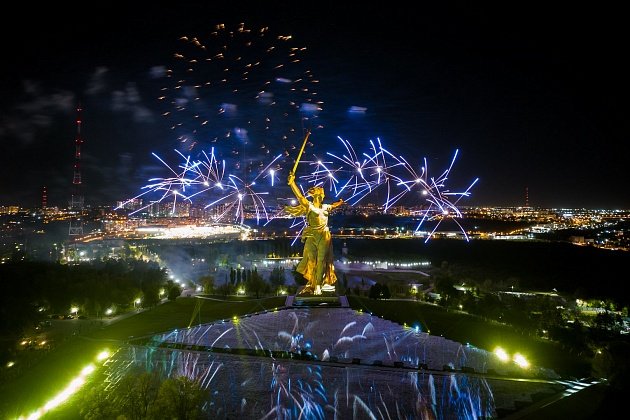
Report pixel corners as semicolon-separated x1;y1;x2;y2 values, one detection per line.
41;186;47;209
525;186;529;207
69;104;84;238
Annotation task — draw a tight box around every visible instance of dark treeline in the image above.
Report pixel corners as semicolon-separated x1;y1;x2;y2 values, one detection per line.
336;238;630;307
143;237;629;306
0;260;167;339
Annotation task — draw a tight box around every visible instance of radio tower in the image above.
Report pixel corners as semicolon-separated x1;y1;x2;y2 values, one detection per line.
69;104;84;238
524;186;529;207
41;186;47;210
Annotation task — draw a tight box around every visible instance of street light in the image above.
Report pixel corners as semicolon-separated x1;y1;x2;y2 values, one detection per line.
513;353;530;368
71;306;79;318
134;298;141;310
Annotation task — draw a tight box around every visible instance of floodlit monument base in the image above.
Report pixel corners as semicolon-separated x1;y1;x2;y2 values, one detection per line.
290;287;344;308
103;296;599;419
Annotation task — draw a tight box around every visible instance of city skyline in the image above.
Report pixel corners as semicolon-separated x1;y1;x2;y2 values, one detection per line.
0;4;628;210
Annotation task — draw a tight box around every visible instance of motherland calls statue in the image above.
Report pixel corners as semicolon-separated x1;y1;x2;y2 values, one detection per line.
285;131;345;295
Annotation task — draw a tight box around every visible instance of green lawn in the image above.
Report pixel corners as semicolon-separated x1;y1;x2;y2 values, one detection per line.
91;295;286;341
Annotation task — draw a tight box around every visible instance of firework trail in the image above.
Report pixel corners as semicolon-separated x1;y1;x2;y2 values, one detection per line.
116;149;209;216
202;158;281;226
386;149;479;240
117;148;280;224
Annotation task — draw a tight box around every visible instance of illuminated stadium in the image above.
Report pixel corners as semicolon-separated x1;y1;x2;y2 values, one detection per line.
133;223;251;240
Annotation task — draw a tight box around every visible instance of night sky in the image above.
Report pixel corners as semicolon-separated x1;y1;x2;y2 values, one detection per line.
1;3;627;209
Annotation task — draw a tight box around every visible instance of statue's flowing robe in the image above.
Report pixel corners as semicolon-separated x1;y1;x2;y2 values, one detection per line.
284;202;337;290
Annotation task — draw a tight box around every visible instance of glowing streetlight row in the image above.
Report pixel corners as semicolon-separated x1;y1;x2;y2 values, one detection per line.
494;346;530;368
17;350;111;420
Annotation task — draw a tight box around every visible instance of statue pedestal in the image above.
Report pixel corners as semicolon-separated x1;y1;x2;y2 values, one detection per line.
289;290;343;308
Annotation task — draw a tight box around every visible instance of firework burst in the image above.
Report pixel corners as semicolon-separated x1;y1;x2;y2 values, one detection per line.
290;137;479;240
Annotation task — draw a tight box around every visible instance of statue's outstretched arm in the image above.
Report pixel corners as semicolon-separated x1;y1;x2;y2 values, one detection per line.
330;198;345;210
288;171;309;207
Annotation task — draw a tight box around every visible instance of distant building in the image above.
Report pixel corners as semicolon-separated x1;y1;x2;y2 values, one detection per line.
570;236;585;244
116;198;143;211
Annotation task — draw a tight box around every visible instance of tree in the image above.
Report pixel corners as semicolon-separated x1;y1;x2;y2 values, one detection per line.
595;311;622;333
476;293;503;320
141;271;163;307
148;376;205;419
168;283;181;301
81;370;200;420
592;341;630;392
199;275;214;294
381;284;391;299
249;270;266;299
217;282;231;297
368;283;382;299
269;267;285;288
433;267;458;306
80;384;120;420
368;283;390;299
117;370;161;419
